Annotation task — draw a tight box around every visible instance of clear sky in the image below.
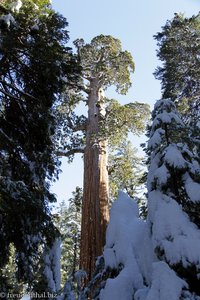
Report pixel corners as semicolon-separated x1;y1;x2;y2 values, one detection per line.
51;0;199;205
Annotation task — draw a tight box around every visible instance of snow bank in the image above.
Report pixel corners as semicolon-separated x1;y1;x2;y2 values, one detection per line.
100;190;190;300
100;192;154;300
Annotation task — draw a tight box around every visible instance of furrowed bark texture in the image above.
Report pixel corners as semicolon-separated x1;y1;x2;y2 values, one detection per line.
80;79;109;281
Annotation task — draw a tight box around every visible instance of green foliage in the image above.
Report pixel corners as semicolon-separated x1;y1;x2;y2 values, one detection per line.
31;0;52;8
11;0;50;8
0;244;20;294
108;140;145;200
105;99;150;146
74;35;135;94
154;13;200;137
154;13;200;98
58;35;149;165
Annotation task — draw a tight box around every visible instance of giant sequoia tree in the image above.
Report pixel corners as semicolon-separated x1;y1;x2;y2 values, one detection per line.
0;0;79;292
58;35;149;280
77;36;149;280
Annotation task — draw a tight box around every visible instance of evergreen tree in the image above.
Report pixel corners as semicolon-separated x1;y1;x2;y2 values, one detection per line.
58;187;82;287
108;140;145;202
154;13;200;153
58;35;150;280
0;244;20;295
146;98;200;298
0;0;80;293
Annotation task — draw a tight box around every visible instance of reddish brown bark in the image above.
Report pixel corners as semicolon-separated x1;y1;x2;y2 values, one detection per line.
80;80;109;281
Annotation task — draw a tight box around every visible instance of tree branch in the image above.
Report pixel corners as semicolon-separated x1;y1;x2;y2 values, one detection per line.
66;116;87;132
1;80;37;100
57;147;85;157
0;87;21;101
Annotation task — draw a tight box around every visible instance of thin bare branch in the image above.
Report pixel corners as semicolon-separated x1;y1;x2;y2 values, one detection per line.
57;147;85;157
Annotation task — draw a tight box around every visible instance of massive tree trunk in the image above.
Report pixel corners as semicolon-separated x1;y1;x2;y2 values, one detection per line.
80;79;109;281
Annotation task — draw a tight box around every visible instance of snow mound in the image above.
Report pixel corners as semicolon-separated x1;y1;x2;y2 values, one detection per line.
100;192;153;300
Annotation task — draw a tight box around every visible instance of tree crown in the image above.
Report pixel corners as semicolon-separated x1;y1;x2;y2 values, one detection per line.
74;34;135;94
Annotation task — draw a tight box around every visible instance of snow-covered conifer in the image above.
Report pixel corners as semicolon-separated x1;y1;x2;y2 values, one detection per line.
43;238;61;293
146;99;200;299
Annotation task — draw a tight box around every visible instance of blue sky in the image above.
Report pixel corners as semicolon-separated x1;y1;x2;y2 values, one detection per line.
51;0;199;204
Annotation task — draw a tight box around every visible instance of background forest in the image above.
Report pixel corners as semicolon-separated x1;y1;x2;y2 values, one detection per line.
0;0;200;300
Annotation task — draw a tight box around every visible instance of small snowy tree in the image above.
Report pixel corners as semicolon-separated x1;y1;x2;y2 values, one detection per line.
146;99;200;299
32;238;61;297
44;239;61;293
58;187;82;286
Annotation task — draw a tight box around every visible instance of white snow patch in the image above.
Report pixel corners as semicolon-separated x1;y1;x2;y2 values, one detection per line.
152;111;183;130
184;175;200;202
154;99;176;111
153;164;170;187
32;3;39;9
147;152;160;191
10;0;22;12
148;190;200;267
145;262;187;300
164;144;187;169
148;128;165;149
0;13;16;27
103;248;117;269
